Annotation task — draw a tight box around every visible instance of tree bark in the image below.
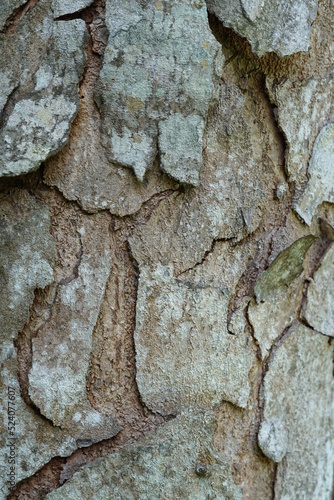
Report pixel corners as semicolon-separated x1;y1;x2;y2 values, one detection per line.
0;0;333;498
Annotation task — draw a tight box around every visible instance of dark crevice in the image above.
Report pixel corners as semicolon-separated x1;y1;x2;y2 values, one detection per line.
122;239;154;417
257;74;290;188
9;184;175;498
297;235;332;322
58;227;84;286
11;184;176;498
218;56;294;330
55;12;86;22
40;178;100;217
77;0;108;94
297;316;324;336
227;179;294;329
271;463;278;500
113;188;179;230
0;73;38;132
122;240;175;425
87;188;177;421
7;414;163;500
175;236;236;278
318;217;334;241
14;289;58;429
0;160;44;195
244;301;262;360
226;229;273;330
0;0;39;35
207;12;257;63
256;321;297;435
0;84;20;131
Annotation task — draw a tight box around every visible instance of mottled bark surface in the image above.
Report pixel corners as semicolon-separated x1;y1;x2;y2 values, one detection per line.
0;1;333;498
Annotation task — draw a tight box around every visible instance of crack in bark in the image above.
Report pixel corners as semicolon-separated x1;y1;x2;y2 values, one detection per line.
10;182;175;498
208;13;302;338
4;165;175;498
113;188;179;231
254;314;331;496
0;70;39;133
58;226;84;286
14;287;58;429
7;415;164;500
0;0;39;35
227;173;294;331
224;76;294;329
14;185;87;431
0;84;20;131
271;462;278;500
297;234;333;327
79;0;108;82
256;321;297;434
243;231;331;368
297;316;324;336
244;301;262;360
86;189;177;423
258;75;290;188
175;236;237;277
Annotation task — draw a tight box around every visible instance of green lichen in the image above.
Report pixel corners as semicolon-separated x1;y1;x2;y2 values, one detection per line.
254;235;317;302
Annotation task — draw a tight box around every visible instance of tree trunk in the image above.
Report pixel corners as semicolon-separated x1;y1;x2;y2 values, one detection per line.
1;0;333;498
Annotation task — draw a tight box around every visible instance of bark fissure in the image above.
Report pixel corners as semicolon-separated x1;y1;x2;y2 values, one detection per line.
297;235;333;323
271;463;278;500
86;190;178;422
0;85;21;132
223;76;293;329
175;236;237;277
0;0;39;35
10;184;176;498
14;288;58;428
257;321;297;430
7;414;165;500
13;185;90;430
244;301;262;360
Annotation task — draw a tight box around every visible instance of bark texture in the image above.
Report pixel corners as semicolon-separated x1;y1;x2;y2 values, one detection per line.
0;0;333;498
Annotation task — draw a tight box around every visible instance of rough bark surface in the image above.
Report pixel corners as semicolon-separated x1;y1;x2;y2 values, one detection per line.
0;0;333;499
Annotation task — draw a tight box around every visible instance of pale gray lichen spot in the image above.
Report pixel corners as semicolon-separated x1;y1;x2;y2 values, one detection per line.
3;96;77;176
254;235;316;303
303;243;334;337
47;409;242;500
206;0;318;57
258;418;288;463
95;0;223;184
159;113;205;185
110;126;156;182
240;0;264;22
296;123;334;226
134;263;253;415
258;325;334;498
0;18;88;177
